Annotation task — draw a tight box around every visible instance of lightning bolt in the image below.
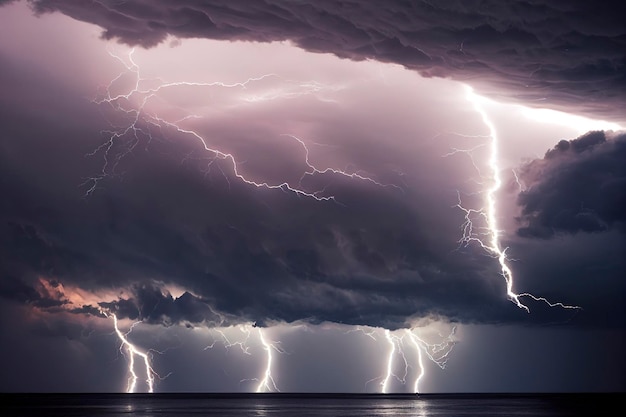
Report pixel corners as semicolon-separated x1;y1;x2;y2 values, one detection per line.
458;85;581;312
204;325;253;356
380;329;398;393
81;48;589;395
203;324;285;392
406;330;425;393
359;325;455;394
84;48;399;201
256;328;282;393
103;311;158;393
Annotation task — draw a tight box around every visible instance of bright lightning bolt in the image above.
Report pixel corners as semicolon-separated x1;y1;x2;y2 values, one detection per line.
204;324;284;392
103;311;158;393
404;327;456;394
406;330;425;394
380;329;397;393
463;85;527;310
359;325;456;394
459;85;581;312
202;325;286;392
256;328;282;393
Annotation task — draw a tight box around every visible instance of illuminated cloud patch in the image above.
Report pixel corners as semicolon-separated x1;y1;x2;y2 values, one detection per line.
24;0;626;122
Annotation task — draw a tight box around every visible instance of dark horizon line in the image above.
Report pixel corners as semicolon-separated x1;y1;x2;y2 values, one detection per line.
1;392;622;398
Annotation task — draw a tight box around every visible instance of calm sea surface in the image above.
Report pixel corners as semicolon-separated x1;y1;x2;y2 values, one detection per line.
1;393;609;416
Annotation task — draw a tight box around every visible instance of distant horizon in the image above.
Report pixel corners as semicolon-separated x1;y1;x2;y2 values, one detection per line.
2;392;623;396
2;391;605;417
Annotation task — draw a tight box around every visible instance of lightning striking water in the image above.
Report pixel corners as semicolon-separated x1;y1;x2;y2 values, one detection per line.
358;325;455;394
78;49;587;395
460;85;581;312
103;311;158;393
85;49;398;201
406;330;425;393
380;329;397;393
203;324;284;392
256;328;282;393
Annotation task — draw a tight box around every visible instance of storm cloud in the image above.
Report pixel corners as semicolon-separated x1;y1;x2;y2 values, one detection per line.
1;0;625;393
517;130;626;238
23;0;626;123
0;0;621;331
0;33;512;330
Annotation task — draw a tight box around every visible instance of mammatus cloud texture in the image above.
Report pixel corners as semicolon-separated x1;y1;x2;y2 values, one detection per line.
25;0;626;122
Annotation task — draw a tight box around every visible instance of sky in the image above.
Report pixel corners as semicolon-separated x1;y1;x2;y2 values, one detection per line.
0;0;624;393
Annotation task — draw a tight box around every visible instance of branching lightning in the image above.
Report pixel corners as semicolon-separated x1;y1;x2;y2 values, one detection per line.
256;328;283;393
380;329;399;393
359;326;456;394
204;325;253;356
460;86;527;310
82;49;589;396
102;310;159;393
203;324;284;392
457;85;581;312
408;327;456;370
85;48;399;201
405;330;426;393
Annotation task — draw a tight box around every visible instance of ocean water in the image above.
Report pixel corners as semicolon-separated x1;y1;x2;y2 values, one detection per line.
2;393;607;416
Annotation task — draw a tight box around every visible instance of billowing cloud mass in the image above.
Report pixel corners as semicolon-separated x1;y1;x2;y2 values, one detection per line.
0;0;622;329
0;0;624;393
0;52;519;329
25;0;626;123
517;131;626;238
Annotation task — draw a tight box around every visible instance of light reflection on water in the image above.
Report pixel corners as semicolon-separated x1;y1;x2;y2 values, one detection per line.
3;394;594;417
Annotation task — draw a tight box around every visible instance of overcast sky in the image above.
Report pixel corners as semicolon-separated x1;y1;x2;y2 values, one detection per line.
0;0;624;393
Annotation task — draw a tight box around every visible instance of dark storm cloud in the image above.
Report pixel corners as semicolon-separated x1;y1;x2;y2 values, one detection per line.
97;284;228;327
0;1;614;332
2;1;624;394
0;48;535;330
23;0;626;122
517;130;626;238
509;130;626;328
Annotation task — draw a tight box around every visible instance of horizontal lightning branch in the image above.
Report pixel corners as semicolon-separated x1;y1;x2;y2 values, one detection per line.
84;49;400;202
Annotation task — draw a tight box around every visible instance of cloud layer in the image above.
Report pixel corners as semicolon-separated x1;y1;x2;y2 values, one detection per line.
25;0;626;122
0;1;622;331
0;31;525;330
